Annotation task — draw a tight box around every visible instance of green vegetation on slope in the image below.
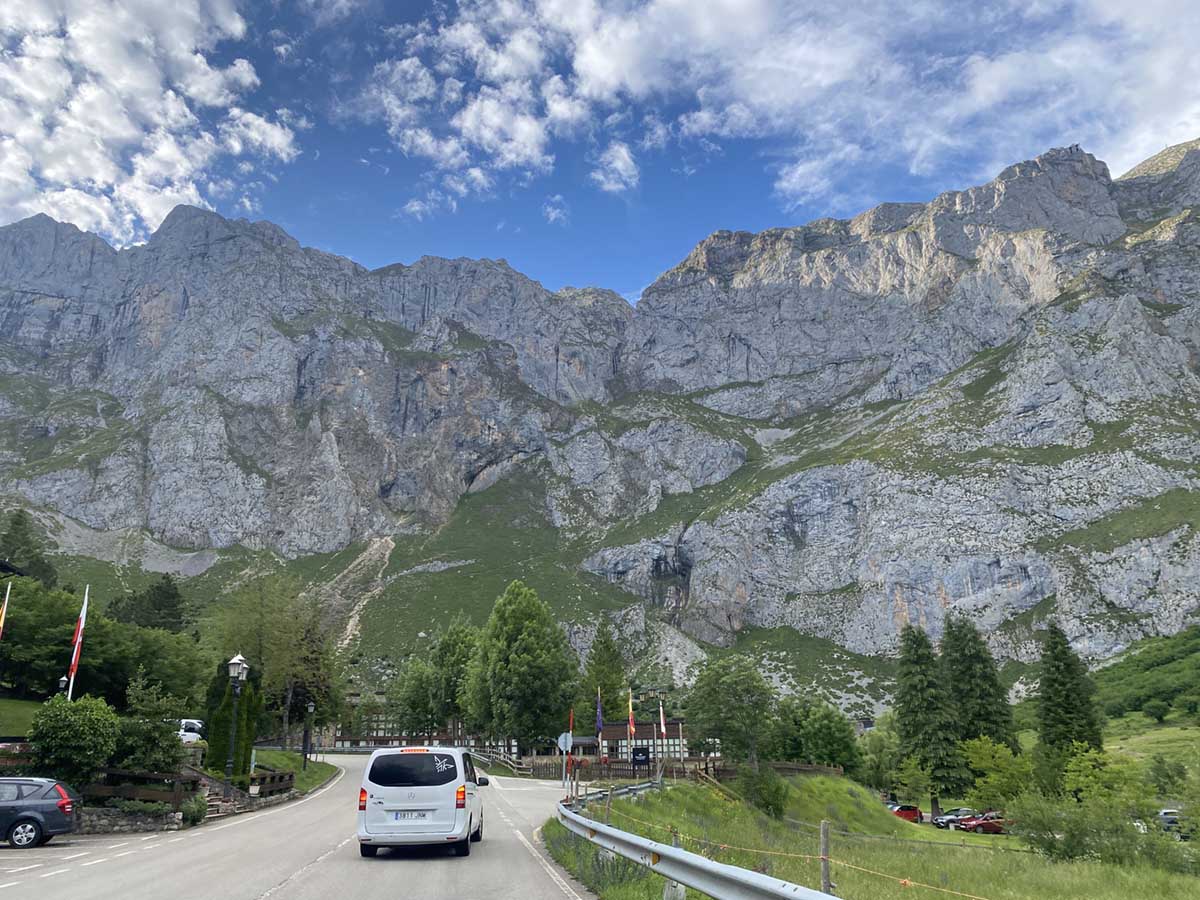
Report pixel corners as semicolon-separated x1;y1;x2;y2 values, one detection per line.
1039;489;1200;554
252;749;337;794
0;697;42;737
545;778;1198;900
1094;624;1200;714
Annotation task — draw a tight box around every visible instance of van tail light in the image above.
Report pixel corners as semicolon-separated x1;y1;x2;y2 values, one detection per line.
54;783;73;816
359;788;368;811
455;785;466;809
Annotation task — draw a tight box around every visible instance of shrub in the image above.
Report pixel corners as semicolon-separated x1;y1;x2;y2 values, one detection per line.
29;694;119;789
735;765;788;819
1103;699;1126;719
1142;699;1170;723
104;798;171;816
181;792;208;826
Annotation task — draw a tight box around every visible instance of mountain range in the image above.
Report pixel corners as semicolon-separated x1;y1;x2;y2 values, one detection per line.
3;138;1199;713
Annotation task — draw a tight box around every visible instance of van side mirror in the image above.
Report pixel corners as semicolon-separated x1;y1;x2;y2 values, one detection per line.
477;776;489;787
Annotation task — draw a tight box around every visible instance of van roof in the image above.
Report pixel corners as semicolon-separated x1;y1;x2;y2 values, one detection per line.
368;746;465;757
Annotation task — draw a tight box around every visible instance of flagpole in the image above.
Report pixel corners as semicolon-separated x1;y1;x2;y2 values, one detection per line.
0;580;10;642
67;585;89;701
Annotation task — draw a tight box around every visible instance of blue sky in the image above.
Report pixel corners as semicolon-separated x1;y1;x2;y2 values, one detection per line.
2;2;1199;300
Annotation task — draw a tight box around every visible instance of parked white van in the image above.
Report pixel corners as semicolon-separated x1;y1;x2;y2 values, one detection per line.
357;747;487;858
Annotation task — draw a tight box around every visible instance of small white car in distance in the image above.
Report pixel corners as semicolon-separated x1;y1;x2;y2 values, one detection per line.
357;747;487;858
178;719;204;744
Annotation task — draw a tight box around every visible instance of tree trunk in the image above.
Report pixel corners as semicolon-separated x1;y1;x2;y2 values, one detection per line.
931;793;942;819
282;679;294;751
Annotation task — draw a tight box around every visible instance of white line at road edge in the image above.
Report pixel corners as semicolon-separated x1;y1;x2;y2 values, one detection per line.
517;827;584;900
207;764;347;834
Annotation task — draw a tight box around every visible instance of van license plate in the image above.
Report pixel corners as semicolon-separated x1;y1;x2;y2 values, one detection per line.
394;811;428;821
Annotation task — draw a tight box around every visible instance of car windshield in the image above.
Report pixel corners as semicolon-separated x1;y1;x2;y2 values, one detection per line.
368;753;459;787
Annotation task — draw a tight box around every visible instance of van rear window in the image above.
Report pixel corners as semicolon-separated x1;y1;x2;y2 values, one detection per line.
369;753;459;786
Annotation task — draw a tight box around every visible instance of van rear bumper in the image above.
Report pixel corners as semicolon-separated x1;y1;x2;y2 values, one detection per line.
358;818;470;846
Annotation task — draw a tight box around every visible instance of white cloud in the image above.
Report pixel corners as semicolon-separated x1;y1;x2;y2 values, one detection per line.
591;142;639;193
0;0;300;243
359;0;1200;217
300;0;367;28
542;193;569;225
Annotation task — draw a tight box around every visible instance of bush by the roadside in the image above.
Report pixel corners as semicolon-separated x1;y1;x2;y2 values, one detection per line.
104;797;171;815
29;694;119;788
181;792;208;826
735;764;788;818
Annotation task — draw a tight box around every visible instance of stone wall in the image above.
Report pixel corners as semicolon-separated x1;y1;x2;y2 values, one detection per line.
78;807;184;834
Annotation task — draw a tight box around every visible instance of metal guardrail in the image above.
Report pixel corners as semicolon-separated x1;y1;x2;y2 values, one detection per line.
557;799;836;900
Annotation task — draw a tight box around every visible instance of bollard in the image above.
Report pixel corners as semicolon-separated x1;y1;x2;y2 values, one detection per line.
820;819;834;896
663;827;685;900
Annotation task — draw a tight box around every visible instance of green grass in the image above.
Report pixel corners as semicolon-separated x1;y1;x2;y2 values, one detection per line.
252;750;337;794
0;697;42;737
545;777;1200;900
1038;489;1200;554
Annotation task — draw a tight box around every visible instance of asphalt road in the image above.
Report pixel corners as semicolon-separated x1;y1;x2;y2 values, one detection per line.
1;755;596;900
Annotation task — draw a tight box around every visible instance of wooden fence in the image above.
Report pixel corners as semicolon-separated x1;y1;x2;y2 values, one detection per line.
83;768;203;811
248;768;295;798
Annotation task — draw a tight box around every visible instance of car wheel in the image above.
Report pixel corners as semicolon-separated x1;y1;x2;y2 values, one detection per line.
974;825;985;834
471;815;483;842
454;834;471;857
9;820;42;849
359;844;378;858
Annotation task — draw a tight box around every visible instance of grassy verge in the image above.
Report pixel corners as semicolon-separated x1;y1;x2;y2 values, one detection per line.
544;778;1200;900
0;697;42;736
253;750;338;794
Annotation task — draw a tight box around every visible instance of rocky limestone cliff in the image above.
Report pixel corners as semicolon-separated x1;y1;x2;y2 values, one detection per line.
3;139;1200;708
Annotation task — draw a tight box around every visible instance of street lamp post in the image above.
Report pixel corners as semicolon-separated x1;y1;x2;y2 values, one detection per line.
303;700;315;771
223;654;250;801
58;675;68;694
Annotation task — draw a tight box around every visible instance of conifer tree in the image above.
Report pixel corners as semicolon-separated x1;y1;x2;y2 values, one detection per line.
1036;622;1102;751
0;510;57;587
940;615;1015;748
578;619;625;724
894;624;967;816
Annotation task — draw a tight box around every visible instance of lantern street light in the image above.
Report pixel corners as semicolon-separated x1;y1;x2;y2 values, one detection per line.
223;654;250;800
58;675;68;694
303;700;316;771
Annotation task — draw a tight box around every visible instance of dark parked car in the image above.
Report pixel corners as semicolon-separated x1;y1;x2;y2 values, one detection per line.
933;807;978;829
0;778;79;848
958;811;1006;834
891;804;924;823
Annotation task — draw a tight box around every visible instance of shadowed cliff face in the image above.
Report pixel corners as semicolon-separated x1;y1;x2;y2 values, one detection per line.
2;139;1200;671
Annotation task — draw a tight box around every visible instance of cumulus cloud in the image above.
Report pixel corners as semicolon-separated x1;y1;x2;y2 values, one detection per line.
590;142;639;193
0;0;300;243
542;193;569;225
355;0;1200;218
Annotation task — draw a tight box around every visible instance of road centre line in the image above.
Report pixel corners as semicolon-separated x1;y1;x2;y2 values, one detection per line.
107;842;129;849
114;851;135;858
9;865;41;873
39;868;70;878
60;853;89;860
81;858;109;867
0;882;19;889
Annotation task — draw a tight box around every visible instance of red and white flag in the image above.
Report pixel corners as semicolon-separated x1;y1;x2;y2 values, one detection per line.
67;587;89;700
659;700;667;738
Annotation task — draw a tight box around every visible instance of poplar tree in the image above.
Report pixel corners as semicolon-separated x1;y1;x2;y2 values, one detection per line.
940;615;1015;748
894;624;966;816
1036;623;1102;750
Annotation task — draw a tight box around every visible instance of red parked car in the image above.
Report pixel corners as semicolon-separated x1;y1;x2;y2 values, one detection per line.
890;804;924;823
958;811;1006;834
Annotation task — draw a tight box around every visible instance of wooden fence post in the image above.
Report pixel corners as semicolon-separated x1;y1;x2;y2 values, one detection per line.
820;819;833;895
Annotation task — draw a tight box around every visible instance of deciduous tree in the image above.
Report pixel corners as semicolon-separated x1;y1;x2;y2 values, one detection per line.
688;655;775;768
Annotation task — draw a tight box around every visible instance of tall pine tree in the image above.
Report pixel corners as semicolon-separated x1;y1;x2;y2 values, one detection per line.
1036;623;1102;750
940;615;1015;748
0;510;57;587
894;624;967;816
578;619;625;726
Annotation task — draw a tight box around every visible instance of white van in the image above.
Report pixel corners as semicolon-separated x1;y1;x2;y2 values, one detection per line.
357;747;487;858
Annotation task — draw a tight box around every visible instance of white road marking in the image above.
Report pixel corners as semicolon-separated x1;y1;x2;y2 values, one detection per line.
81;858;109;867
208;765;346;834
0;882;20;889
255;836;354;900
515;827;584;900
168;837;184;843
40;868;70;878
9;865;41;873
140;835;157;841
114;851;136;858
60;852;89;860
107;842;129;849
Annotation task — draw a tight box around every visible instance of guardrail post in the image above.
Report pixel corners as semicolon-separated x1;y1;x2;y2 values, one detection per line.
662;827;685;900
820;820;833;895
